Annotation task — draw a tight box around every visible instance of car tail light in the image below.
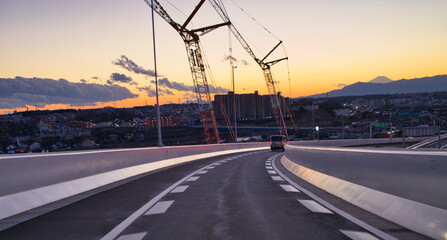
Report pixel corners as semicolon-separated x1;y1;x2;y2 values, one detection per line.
270;141;272;145
282;141;284;145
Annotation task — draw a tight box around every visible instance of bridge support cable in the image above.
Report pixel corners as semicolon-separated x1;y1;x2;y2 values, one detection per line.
199;41;236;142
208;0;291;137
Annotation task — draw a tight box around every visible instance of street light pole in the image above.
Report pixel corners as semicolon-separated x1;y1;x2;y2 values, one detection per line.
229;29;237;143
151;0;163;147
232;65;238;143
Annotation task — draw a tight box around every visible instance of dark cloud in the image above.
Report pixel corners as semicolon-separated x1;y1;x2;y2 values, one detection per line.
80;79;87;83
209;85;231;94
137;86;156;97
114;56;229;95
109;73;132;83
222;55;249;66
153;78;195;92
160;88;174;96
92;76;99;80
182;93;197;100
335;83;346;88
0;77;137;109
223;55;237;62
113;55;156;77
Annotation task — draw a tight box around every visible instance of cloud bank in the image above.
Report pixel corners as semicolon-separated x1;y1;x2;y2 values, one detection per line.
0;77;137;109
113;55;156;77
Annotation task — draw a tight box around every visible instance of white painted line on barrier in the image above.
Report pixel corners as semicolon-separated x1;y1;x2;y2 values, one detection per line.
186;176;200;182
271;176;284;181
170;185;189;193
145;200;174;215
116;232;148;240
197;171;208;174
266;166;273;170
298;200;333;214
272;155;397;240
100;149;267;240
280;184;299;192
267;170;277;175
339;230;379;240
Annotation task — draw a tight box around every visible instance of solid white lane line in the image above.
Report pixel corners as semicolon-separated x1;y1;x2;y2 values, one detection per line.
271;176;284;181
186;176;200;182
280;184;300;192
266;166;273;170
339;230;379;240
116;232;148;240
267;170;277;174
271;155;397;240
170;185;189;193
145;200;174;215
298;200;333;214
197;170;208;174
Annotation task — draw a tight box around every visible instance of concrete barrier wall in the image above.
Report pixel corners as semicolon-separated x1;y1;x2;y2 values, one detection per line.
285;145;447;209
0;143;267;197
283;144;447;239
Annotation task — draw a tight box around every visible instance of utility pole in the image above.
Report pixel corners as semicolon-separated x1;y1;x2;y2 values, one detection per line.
229;30;237;143
151;0;163;147
312;101;315;140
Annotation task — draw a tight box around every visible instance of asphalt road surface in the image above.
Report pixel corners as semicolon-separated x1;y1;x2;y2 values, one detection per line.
0;150;427;240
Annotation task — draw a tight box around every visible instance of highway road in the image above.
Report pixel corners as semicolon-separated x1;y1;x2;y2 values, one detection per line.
0;150;428;240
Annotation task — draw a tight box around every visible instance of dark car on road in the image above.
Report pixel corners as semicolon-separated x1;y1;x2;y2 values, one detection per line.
270;135;286;151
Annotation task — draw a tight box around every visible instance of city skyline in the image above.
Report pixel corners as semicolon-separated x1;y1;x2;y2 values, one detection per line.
1;0;446;114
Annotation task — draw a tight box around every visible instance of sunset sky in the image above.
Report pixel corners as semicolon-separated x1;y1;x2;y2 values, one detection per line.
1;0;446;114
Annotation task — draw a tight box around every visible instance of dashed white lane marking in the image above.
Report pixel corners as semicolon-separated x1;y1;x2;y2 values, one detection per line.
197;170;208;174
101;151;261;240
271;176;284;181
116;232;148;240
280;184;300;192
267;170;277;174
272;155;397;240
170;185;189;193
186;176;200;182
298;199;333;214
213;163;222;165
205;166;215;169
339;230;379;240
145;200;174;215
265;163;272;166
265;166;273;170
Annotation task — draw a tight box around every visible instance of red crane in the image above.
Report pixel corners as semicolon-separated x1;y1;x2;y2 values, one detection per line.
143;0;230;144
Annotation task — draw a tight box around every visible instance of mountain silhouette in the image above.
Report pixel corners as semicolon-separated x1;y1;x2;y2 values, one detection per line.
369;76;392;84
307;75;447;98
